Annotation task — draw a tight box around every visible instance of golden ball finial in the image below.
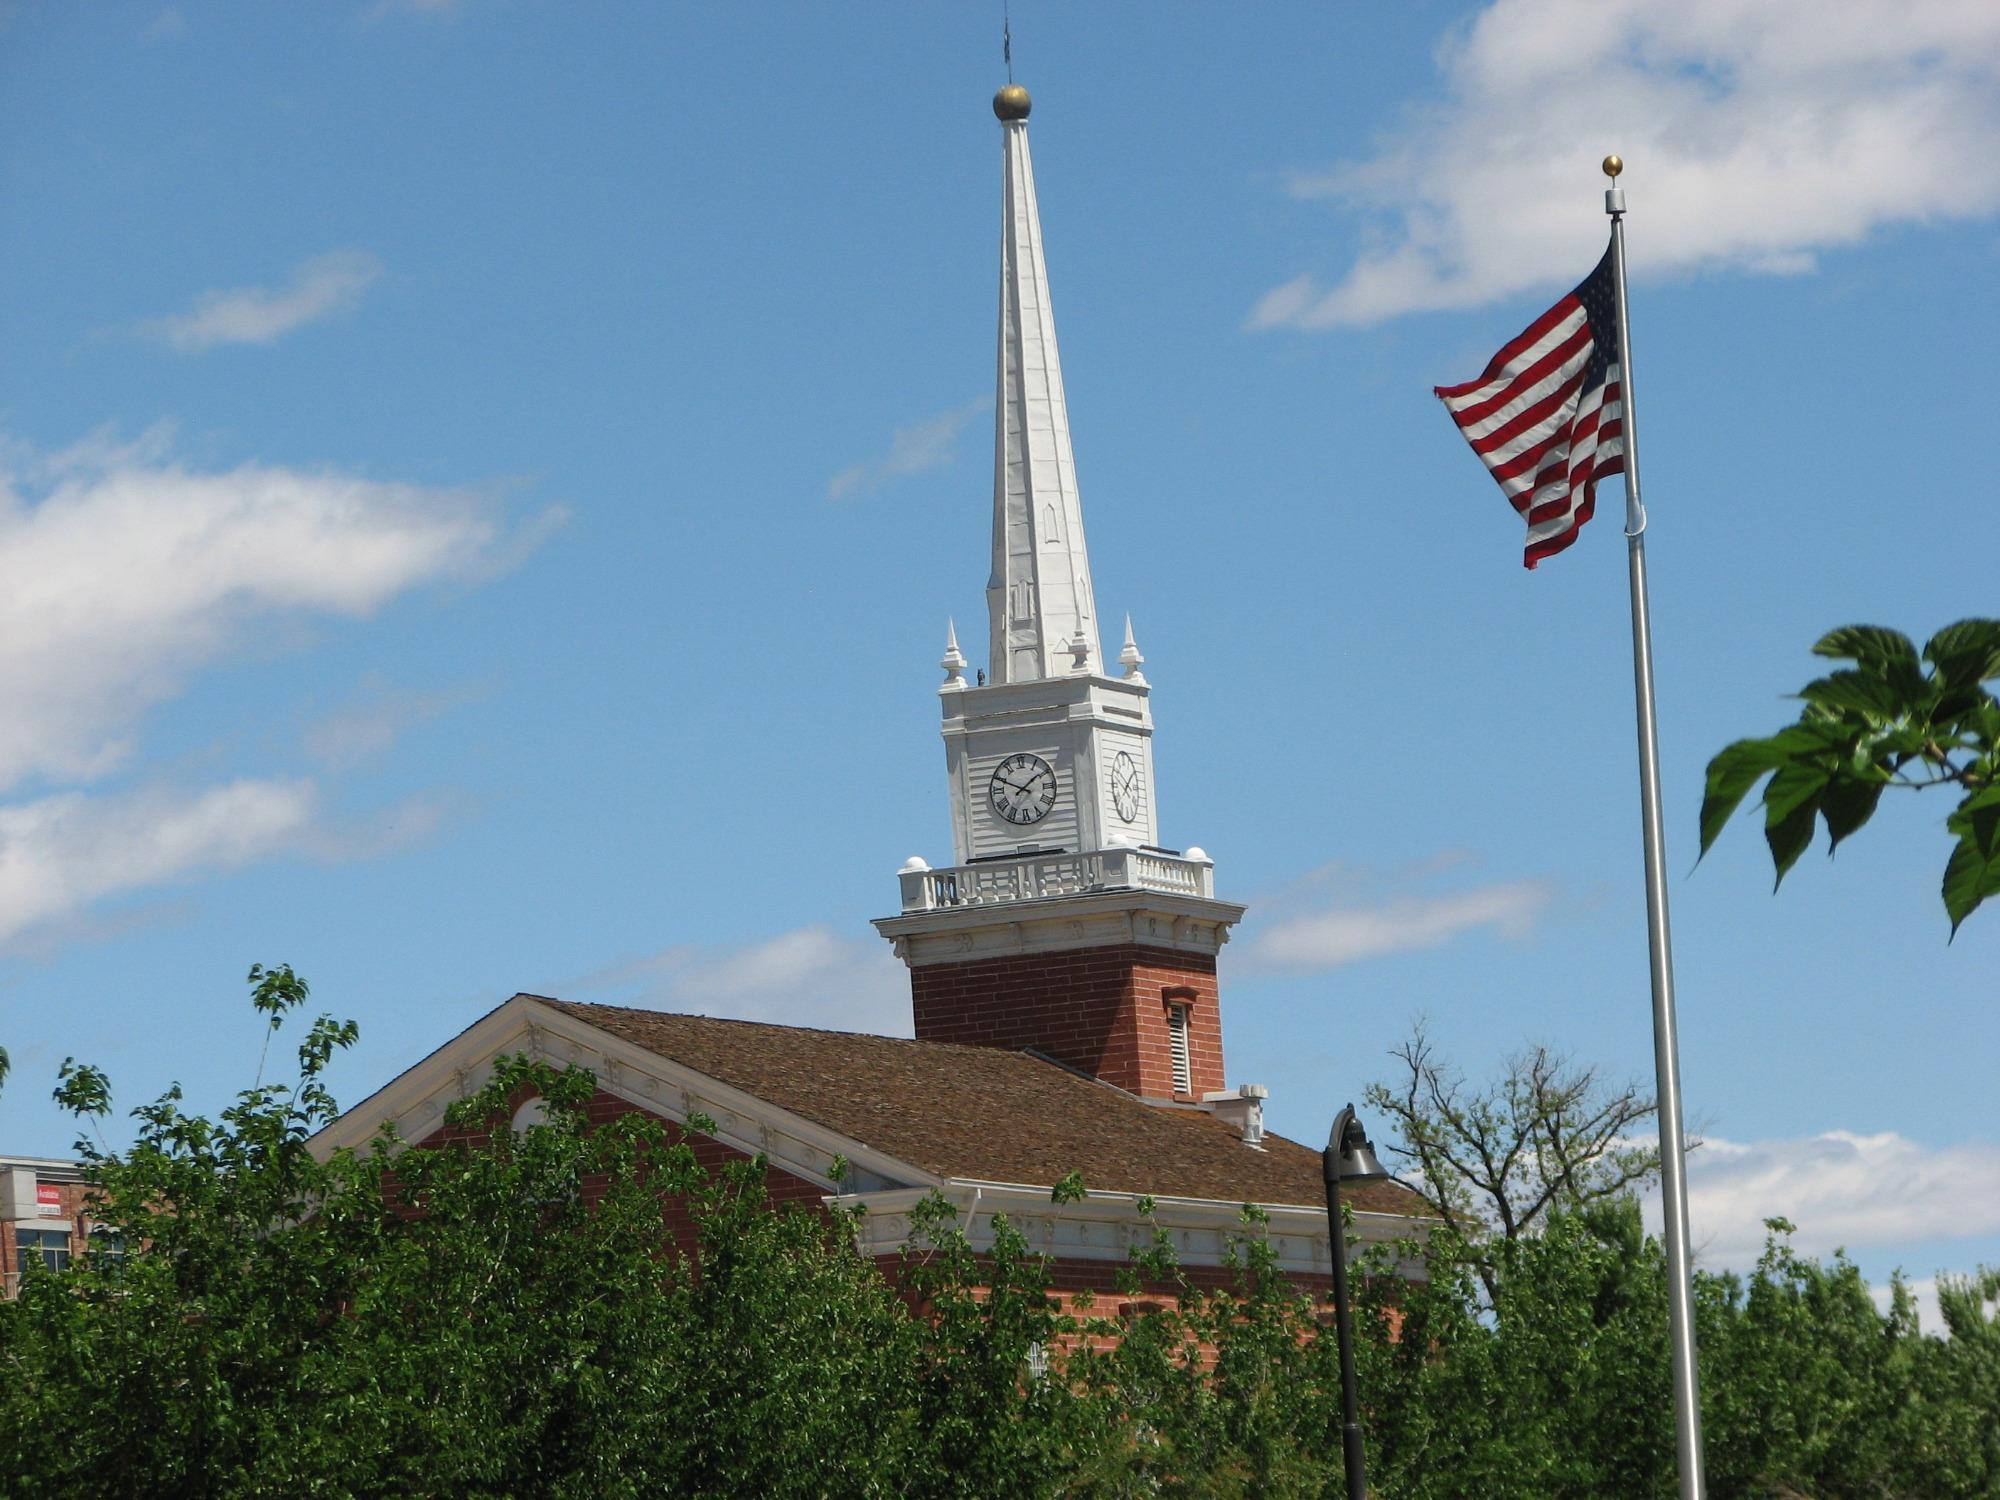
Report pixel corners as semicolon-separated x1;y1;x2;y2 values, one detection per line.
1602;154;1624;179
993;83;1032;121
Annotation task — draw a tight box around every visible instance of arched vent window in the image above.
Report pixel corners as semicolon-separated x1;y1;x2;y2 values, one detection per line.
511;1096;548;1133
1167;1004;1192;1097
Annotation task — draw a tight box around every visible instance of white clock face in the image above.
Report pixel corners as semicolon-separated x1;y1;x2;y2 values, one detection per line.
1110;750;1140;822
989;753;1057;825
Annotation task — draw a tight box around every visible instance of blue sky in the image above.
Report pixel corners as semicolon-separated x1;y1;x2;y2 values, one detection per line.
2;2;1995;1324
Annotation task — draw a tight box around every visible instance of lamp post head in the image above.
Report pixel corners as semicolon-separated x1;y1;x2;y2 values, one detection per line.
1323;1103;1390;1186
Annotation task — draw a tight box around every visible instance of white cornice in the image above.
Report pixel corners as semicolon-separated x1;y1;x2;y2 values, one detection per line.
836;1180;1430;1279
939;673;1150;726
875;887;1247;966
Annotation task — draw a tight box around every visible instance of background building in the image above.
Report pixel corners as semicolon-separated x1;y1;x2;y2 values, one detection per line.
1;1156;93;1298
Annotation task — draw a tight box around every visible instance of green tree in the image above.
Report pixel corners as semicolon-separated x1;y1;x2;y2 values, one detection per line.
1347;1204;1674;1499
1700;619;2000;934
8;976;1998;1498
1351;1206;2000;1500
0;970;933;1496
1363;1021;1663;1301
1060;1202;1343;1497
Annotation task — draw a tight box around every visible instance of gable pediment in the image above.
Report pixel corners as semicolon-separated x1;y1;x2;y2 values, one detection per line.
309;995;938;1196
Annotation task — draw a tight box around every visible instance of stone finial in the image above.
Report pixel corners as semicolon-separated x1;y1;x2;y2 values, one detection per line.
1119;615;1147;684
1066;630;1092;673
940;619;969;691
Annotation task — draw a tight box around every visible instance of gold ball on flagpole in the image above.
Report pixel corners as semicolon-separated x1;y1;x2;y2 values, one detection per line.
1602;154;1624;178
994;84;1032;121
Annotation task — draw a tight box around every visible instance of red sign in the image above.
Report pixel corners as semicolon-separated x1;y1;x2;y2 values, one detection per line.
35;1183;62;1216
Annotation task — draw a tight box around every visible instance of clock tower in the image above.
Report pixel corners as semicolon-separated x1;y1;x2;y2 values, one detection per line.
875;85;1248;1105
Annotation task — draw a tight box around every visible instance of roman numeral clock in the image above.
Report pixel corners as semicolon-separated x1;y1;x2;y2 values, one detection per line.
990;753;1058;827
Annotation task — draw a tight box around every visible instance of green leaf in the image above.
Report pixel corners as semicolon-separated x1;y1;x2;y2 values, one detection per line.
1819;774;1885;854
1763;764;1827;886
1813;624;1919;669
1941;827;2000;938
1762;760;1830;824
1930;688;1992;730
1922;618;2000;689
1764;719;1855;758
1698;738;1785;856
1942;784;2000;937
1814;625;1925;697
1946;783;2000;856
1795;670;1906;722
1969;698;2000;747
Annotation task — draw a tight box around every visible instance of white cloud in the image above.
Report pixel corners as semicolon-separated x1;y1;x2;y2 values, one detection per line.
827;397;988;501
1642;1130;2000;1273
0;429;517;792
302;677;482;769
0;432;544;950
1241;859;1555;972
1252;0;2000;329
0;781;460;951
574;925;911;1036
0;779;316;947
143;249;383;350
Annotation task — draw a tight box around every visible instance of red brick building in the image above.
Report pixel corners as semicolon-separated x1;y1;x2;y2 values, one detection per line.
2;1156;98;1298
312;81;1430;1297
314;997;1423;1305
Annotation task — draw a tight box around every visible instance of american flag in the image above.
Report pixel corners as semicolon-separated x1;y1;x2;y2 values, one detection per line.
1435;239;1624;568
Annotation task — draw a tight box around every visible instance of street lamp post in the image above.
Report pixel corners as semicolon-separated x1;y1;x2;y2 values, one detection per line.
1323;1102;1390;1500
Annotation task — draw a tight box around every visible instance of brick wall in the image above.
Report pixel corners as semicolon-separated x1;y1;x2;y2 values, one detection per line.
408;1088;830;1257
909;944;1225;1099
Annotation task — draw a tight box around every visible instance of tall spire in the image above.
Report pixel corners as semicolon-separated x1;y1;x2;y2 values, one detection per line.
986;85;1101;685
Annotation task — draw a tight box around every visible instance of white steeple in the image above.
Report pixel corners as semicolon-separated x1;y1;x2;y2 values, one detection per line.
903;84;1187;872
986;84;1100;685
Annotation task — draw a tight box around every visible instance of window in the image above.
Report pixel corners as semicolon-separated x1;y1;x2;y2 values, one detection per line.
87;1226;126;1270
15;1228;70;1275
1167;1004;1192;1097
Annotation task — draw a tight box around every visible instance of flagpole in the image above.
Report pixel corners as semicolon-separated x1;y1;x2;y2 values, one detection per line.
1604;155;1707;1500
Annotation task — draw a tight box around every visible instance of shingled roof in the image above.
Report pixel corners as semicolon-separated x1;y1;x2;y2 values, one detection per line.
535;998;1427;1217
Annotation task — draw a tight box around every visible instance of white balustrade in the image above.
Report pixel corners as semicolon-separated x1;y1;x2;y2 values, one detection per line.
898;846;1214;913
